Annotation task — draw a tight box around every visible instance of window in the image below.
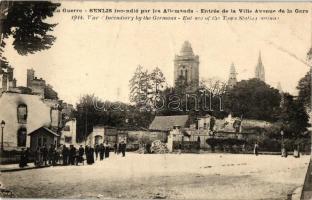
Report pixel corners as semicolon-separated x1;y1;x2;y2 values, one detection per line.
65;136;72;143
63;125;70;131
17;128;27;147
17;104;27;123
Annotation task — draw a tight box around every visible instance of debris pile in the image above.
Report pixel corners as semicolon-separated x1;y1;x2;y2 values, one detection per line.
150;140;169;154
135;147;147;154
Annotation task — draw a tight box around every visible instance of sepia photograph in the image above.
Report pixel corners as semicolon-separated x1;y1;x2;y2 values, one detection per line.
0;1;312;199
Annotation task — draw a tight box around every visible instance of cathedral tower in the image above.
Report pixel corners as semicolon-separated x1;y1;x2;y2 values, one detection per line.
255;51;265;82
174;41;199;92
227;63;237;88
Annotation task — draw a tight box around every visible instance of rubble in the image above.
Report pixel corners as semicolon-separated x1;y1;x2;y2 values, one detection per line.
150;140;169;154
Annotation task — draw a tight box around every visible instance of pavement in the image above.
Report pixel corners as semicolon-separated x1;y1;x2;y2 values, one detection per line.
0;163;57;172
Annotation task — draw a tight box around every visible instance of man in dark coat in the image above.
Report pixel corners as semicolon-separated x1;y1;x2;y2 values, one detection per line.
114;143;118;154
94;144;99;160
19;148;27;168
90;146;95;164
48;145;54;165
42;145;48;166
120;140;126;157
69;145;76;165
104;141;110;158
85;145;91;164
99;143;104;160
78;145;85;164
62;145;68;165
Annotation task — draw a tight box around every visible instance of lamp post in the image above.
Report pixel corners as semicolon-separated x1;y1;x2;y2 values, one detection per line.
1;120;5;152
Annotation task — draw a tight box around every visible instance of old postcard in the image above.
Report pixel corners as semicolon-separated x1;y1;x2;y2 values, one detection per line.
0;1;312;199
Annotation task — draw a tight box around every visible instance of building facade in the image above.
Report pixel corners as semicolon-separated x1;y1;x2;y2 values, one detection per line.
0;92;61;151
174;41;199;92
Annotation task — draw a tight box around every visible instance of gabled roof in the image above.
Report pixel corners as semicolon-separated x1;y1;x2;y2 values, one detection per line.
28;127;60;137
149;115;189;131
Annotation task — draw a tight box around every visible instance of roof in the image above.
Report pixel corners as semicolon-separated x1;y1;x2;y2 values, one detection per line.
149;115;189;131
28;127;60;137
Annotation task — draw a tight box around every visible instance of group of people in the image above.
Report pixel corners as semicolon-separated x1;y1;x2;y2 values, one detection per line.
20;140;127;168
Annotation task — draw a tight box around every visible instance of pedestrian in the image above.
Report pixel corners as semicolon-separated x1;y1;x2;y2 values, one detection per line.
104;141;110;158
53;147;58;166
178;143;182;154
42;145;48;166
19;148;27;168
25;148;30;167
99;143;104;160
85;145;92;165
62;145;68;165
114;142;118;154
94;144;99;160
69;145;76;165
34;147;42;167
90;146;95;164
78;145;85;165
120;140;126;157
254;143;259;156
48;144;54;165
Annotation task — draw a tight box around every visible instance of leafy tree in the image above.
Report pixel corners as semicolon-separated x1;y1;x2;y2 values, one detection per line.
149;67;166;104
0;1;60;68
149;67;166;94
297;70;311;109
129;65;151;110
223;78;281;121
278;93;309;138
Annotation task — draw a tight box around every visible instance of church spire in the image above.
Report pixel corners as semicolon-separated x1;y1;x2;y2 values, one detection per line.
228;62;237;88
255;51;265;82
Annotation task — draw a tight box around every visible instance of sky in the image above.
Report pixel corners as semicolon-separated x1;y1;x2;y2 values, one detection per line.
3;2;312;105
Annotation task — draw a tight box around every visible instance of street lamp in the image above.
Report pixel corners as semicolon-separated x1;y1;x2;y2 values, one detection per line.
1;120;5;152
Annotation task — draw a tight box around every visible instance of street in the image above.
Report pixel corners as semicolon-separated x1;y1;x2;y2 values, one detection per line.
0;153;310;199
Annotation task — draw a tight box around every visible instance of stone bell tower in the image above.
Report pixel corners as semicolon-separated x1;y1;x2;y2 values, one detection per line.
174;41;199;92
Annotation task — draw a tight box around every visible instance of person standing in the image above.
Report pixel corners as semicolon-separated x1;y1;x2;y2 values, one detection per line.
42;145;48;166
78;145;85;165
104;141;110;158
34;147;41;166
68;145;74;165
94;144;99;160
85;145;91;164
48;144;54;165
254;143;259;156
99;143;104;160
25;148;30;167
114;142;118;154
62;145;68;165
120;140;126;157
90;146;95;164
19;148;26;168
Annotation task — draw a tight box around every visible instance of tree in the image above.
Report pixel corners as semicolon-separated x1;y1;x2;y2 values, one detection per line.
224;78;281;121
0;1;60;68
149;67;166;100
297;70;311;109
199;77;227;97
129;65;151;110
278;93;309;138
